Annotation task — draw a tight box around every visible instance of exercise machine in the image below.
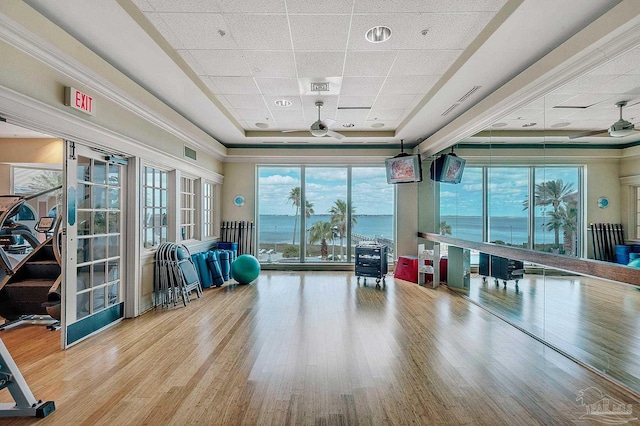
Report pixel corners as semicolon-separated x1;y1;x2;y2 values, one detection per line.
0;338;55;418
0;187;62;331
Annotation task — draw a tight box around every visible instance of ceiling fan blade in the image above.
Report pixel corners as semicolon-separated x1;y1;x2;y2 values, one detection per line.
325;129;344;139
568;129;607;140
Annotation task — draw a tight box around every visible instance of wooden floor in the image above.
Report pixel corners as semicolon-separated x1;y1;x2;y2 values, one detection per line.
1;271;640;425
467;272;640;394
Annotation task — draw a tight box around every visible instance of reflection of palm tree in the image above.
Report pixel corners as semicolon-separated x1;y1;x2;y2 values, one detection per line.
523;179;575;248
26;170;63;207
551;200;578;255
439;221;452;236
308;221;332;259
329;199;357;258
287;187;301;244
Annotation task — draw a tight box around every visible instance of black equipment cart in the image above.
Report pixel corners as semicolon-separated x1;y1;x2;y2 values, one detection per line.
355;243;388;288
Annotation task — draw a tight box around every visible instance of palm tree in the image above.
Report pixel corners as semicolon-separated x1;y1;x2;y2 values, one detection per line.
329;199;357;259
308;221;333;259
522;179;575;248
440;221;452;236
287;187;301;244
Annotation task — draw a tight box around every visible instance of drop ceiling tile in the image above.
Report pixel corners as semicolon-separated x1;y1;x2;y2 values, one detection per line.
273;121;308;131
340;76;386;96
155;13;235;49
185;49;251;76
287;0;353;13
222;14;291;50
595;76;640;95
379;75;440;95
234;108;274;121
269;109;305;122
245;50;297;77
354;0;507;13
389;50;460;76
208;77;261;94
367;108;405;121
374;94;419;109
288;15;351;51
338;96;376;108
214;0;285;13
343;51;397;77
555;94;614;109
295;51;345;78
552;74;617;94
224;94;268;110
336;109;370;123
255;78;300;95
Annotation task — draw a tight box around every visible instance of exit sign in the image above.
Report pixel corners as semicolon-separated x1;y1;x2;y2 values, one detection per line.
64;86;95;116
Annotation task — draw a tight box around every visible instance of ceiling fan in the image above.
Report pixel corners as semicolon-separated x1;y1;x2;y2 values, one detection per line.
283;101;344;139
569;100;639;140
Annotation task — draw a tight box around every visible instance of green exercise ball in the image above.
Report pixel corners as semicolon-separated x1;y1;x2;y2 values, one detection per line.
231;254;261;284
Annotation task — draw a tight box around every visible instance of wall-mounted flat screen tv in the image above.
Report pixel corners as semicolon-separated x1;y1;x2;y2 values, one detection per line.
385;154;423;184
430;153;466;184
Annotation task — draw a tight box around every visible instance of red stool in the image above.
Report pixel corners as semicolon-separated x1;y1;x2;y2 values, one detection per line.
394;255;419;283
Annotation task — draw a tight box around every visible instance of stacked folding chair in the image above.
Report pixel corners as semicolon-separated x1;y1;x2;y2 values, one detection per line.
154;242;203;308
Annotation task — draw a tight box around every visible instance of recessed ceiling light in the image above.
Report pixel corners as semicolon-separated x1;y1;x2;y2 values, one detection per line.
371;123;385;128
255;122;269;129
492;122;507;128
365;26;392;43
274;99;292;107
551;122;571;128
343;123;355;128
522;122;537;128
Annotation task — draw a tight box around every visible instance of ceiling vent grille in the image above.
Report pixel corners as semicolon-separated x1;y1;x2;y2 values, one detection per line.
441;103;460;116
310;82;330;91
458;86;482;102
184;146;197;160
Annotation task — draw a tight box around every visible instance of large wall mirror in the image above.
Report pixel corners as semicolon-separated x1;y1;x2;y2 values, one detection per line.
418;37;640;394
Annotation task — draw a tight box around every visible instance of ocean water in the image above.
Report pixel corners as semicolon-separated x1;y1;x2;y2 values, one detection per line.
259;214;393;244
442;215;565;245
258;215;564;245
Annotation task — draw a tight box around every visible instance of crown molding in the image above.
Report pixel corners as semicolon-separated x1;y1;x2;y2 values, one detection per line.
0;10;226;161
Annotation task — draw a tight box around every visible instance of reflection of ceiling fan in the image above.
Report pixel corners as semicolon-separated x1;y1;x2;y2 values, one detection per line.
306;101;344;139
569;100;639;139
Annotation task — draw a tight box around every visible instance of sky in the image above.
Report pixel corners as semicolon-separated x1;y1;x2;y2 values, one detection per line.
258;166;394;216
440;166;579;217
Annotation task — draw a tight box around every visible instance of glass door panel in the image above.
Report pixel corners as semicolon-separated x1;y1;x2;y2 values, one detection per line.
305;167;348;262
63;143;125;347
257;167;301;263
488;167;529;247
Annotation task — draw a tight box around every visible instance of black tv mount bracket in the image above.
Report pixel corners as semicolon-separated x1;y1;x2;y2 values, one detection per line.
394;139;410;158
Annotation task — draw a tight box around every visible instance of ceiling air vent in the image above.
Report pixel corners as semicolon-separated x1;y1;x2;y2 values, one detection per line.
441;103;460;116
310;82;330;92
458;86;482;103
184;146;197;160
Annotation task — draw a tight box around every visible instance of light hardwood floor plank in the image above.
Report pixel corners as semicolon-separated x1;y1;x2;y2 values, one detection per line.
0;271;639;425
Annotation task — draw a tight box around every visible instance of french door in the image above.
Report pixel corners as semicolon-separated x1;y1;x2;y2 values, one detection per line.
62;142;125;347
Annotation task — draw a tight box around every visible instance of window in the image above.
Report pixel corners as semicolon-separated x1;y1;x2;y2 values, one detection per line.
143;166;167;249
180;176;196;240
439;165;582;256
257;166;393;264
202;181;215;239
